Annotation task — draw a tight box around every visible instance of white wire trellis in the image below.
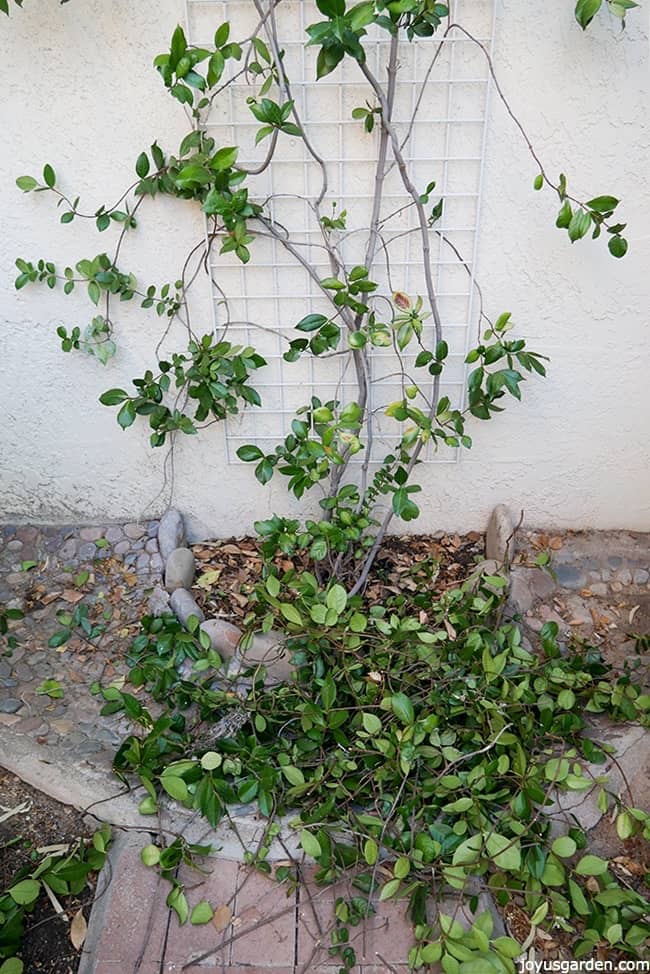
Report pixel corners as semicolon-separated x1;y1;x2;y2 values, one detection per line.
184;0;496;464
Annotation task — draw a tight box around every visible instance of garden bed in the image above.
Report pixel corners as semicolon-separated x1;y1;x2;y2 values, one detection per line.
0;769;95;974
190;530;486;625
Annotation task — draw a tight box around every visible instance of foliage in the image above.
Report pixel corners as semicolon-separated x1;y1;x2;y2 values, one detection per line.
0;605;23;652
79;572;650;968
0;826;111;971
12;1;638;594
139;836;215;926
0;0;641;29
575;0;639;29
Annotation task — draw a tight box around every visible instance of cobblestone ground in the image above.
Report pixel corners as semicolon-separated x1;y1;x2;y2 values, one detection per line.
513;529;650;684
0;521;161;762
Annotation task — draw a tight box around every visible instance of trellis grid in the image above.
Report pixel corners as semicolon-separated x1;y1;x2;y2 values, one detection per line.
184;0;496;464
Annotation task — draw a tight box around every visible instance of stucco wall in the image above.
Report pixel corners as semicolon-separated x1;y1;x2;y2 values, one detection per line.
0;0;648;536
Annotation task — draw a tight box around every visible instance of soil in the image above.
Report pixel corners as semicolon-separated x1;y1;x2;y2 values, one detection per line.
0;769;95;974
191;531;486;623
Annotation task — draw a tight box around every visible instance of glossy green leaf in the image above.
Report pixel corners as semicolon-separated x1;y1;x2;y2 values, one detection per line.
300;829;321;858
190;900;214;925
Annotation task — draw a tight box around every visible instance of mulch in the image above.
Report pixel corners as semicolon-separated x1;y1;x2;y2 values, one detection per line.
190;531;486;624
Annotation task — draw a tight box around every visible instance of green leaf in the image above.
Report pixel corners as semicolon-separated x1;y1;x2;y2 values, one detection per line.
575;0;602;28
452;834;483;866
160;776;189;802
349;612;367;633
170;24;188;65
364;838;378;865
200;751;222;771
212;146;238;171
117;401;137;430
608;235;628;258
316;0;345;17
280;602;303;626
310;537;328;561
296;313;328;332
390;693;415;725
569;878;590;916
282;765;305;786
420;943;442;964
442;797;473;813
326;584;347;615
321;674;336;709
166;885;189;925
237;444;264;462
556;200;573;229
16;175;37;192
36;678;64;698
379;878;401;901
255;458;274;485
392;488;420;522
43;163;56;188
533;173;544;191
265;574;280;598
0;959;24;974
616;810;634;840
492;937;523;959
551;835;577;858
88;280;101;305
99;388;129;406
310;604;327;625
138;796;158;815
575;854;608;876
568;208;591;243
530;902;549;926
238;779;258;803
300;829;321;858
394;856;410;879
9;878;41;905
586;195;618;212
190;900;214;925
140;844;161;866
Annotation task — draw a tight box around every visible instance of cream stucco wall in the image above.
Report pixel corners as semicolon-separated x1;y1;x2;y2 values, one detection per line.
0;0;648;536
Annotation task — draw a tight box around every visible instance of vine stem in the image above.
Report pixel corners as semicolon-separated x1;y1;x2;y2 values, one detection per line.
348;52;449;596
328;33;400;523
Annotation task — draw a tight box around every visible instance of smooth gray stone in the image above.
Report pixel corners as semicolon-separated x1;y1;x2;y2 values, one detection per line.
0;698;23;714
158;509;186;561
485;504;514;564
165;547;196;592
199;618;242;657
169;588;205;628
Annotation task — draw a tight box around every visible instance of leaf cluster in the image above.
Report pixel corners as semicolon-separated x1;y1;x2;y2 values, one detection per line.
93;574;650;968
100;336;266;447
0;828;111;970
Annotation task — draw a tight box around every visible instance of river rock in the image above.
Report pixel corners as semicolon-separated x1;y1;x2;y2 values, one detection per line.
158;509;186;560
169;588;205;628
237;630;294;684
199;618;242;657
485;504;514;564
165;548;195;592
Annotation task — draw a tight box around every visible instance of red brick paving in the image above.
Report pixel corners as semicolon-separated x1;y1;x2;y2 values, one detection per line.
85;835;417;973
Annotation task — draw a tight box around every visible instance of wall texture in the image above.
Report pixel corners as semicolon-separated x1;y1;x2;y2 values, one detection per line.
0;0;648;536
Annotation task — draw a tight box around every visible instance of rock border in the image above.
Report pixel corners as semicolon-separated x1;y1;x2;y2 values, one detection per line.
154;508;294;684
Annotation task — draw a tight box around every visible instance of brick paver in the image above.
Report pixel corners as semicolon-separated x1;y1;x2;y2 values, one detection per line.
82;834;418;973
